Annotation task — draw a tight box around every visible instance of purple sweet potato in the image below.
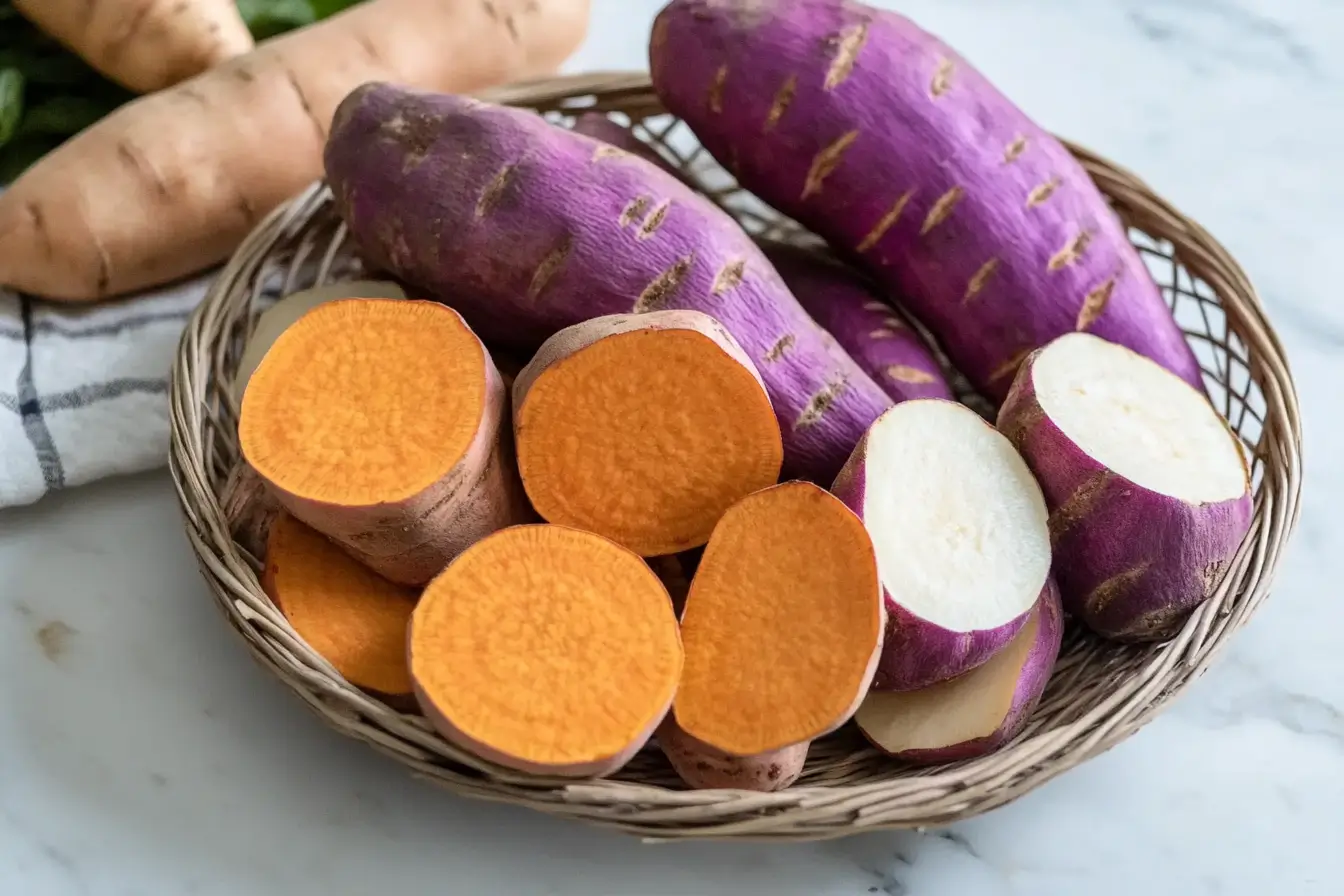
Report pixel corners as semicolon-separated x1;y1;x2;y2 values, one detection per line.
760;242;953;403
997;332;1252;642
324;82;894;484
855;578;1063;765
648;0;1205;405
570;112;682;177
830;398;1053;690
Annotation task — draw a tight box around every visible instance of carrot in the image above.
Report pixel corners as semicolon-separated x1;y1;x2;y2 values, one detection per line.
238;298;533;586
13;0;255;94
409;524;684;778
263;512;419;708
674;481;884;756
512;310;784;556
0;0;590;302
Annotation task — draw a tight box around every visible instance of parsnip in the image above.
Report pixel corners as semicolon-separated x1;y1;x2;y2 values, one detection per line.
0;0;590;302
14;0;254;94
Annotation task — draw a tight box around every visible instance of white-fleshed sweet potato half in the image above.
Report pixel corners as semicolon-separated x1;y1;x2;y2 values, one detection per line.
831;398;1053;690
997;332;1253;641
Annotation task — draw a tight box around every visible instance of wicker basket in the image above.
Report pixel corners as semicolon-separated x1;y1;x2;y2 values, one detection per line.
169;71;1303;841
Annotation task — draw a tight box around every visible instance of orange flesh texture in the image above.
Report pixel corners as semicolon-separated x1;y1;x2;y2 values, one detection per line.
857;606;1041;751
516;328;783;556
238;298;486;506
675;482;882;755
410;525;684;768
265;513;418;696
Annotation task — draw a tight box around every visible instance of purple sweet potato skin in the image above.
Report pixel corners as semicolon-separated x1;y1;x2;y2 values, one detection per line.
649;0;1205;404
829;412;1030;690
997;351;1253;642
892;579;1063;766
325;82;893;484
570;113;682;178
761;243;953;403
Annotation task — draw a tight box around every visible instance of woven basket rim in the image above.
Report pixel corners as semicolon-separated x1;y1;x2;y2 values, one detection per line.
168;70;1304;841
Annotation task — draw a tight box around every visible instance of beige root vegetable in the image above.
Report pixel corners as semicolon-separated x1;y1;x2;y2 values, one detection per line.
14;0;255;94
0;0;590;302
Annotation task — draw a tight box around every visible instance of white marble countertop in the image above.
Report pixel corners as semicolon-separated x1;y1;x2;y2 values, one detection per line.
2;1;1340;893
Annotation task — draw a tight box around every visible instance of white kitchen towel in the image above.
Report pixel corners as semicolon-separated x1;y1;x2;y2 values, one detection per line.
0;275;214;509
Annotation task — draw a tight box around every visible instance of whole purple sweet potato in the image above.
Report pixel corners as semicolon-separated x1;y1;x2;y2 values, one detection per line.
761;242;953;403
997;332;1252;642
830;398;1053;690
648;0;1205;405
855;578;1063;765
324;82;893;484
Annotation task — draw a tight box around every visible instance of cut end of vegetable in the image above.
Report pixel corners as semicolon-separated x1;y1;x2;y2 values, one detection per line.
675;481;883;756
409;524;683;778
1029;332;1248;503
231;280;408;402
513;311;784;556
856;579;1063;765
658;715;808;792
998;332;1253;642
262;513;418;703
832;398;1052;690
240;298;486;507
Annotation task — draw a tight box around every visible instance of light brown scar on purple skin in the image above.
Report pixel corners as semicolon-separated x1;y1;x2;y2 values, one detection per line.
709;64;728;114
1004;135;1028;163
964;258;1000;302
1049;230;1094;271
528;235;574;301
920;186;964;235
794;376;850;429
1026;176;1062;208
802;130;861;200
930;58;955;97
475;163;517;217
857;189;916;253
711;258;747;295
633;254;694;313
637;200;673;239
1084;562;1153;618
1076;275;1118;330
824;22;870;90
1047;471;1113;546
763;333;795;362
764;75;798;131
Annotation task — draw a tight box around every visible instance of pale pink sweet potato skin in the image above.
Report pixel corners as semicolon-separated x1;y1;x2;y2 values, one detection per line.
829;402;1032;690
657;716;807;791
761;243;953;403
410;651;670;779
244;307;535;587
997;351;1252;642
325;83;894;484
876;579;1063;766
220;462;281;562
649;0;1205;404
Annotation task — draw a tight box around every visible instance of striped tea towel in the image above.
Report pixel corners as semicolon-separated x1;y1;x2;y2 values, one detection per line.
0;275;212;509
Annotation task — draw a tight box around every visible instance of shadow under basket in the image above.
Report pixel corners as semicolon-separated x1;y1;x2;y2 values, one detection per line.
169;71;1303;841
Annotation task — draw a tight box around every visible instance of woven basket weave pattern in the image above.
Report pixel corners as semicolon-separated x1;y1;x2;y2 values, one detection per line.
169;72;1302;841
